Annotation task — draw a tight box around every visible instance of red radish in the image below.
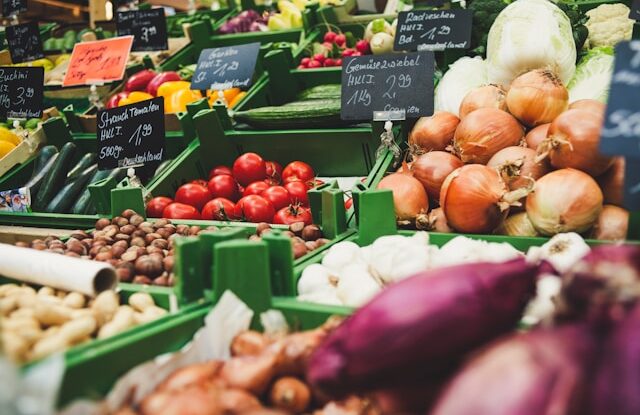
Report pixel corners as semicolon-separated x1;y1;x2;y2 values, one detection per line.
297;65;306;69
324;58;335;67
342;49;354;57
356;40;371;54
301;57;310;66
334;33;346;46
335;59;343;66
352;51;362;57
324;32;337;43
308;60;322;69
313;53;326;63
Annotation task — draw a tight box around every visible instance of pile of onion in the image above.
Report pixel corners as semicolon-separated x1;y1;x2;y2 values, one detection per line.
506;69;568;127
569;99;605;116
536;108;614;176
590;205;629;241
526;168;603;236
596;157;624;206
408;112;460;153
458;85;507;119
453;108;524;164
525;124;550;150
495;212;539;237
411;151;464;202
416;207;453;233
377;163;429;224
440;164;529;234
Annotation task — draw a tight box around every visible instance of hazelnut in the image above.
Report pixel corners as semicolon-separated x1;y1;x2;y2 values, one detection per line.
66;241;87;256
139;221;153;229
249;235;261;242
120;224;136;235
32;243;47;251
120;250;139;262
113;240;129;249
81;239;93;249
116;262;135;282
256;222;271;236
95;218;111;230
95;251;113;261
44;236;57;245
134;255;163;278
70;230;88;240
189;226;200;236
293;243;308;259
65;252;80;258
153;275;170;286
163;256;174;273
132;275;153;285
176;225;189;235
111;245;126;259
112;216;129;227
155;228;172;239
49;248;65;255
163;224;177;234
139;226;155;235
129;214;144;226
107;259;119;267
205;225;218;232
115;233;131;243
130;237;146;247
289;222;305;235
153;219;169;228
281;231;295;238
102;225;119;238
145;233;162;244
14;241;29;248
132;229;146;238
146;246;164;256
151;239;168;250
316;238;330;247
122;209;137;219
305;241;319;251
301;225;323;241
89;246;103;257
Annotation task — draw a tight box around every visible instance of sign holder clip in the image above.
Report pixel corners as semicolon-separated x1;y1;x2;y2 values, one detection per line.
88;82;105;110
373;110;404;166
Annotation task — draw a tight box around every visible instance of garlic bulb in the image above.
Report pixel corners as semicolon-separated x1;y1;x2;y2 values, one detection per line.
526;232;590;274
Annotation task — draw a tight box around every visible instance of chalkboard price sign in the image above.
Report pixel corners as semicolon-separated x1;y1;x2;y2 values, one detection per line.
394;10;472;52
6;21;44;64
191;43;260;91
116;9;168;52
340;52;434;121
600;41;640;157
631;0;640;21
0;66;43;119
2;0;27;16
97;97;165;170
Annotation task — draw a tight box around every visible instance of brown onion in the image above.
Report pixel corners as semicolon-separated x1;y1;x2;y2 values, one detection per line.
409;112;460;153
525;124;550;150
377;163;429;223
526;168;603;236
506;69;568;127
596;157;624;206
453;108;525;164
411;151;464;202
440;164;527;234
487;146;550;195
589;205;629;241
569;99;605;117
416;207;453;233
459;85;507;119
494;212;539;237
537;109;614;176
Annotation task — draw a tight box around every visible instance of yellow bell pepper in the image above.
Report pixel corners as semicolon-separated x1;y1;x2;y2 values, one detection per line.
229;91;247;109
157;81;192;98
118;91;154;107
207;88;241;106
167;89;202;113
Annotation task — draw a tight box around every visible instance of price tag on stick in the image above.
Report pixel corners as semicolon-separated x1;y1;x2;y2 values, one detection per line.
6;22;44;64
0;67;43;119
394;10;472;52
96;97;165;171
191;43;260;91
116;9;168;52
600;41;640;157
62;36;134;87
2;0;27;16
340;51;434;121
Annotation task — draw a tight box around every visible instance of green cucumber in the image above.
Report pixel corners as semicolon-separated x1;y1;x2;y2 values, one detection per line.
65;152;96;184
30;145;58;179
46;164;98;213
233;99;343;129
33;142;77;211
71;167;126;215
23;153;58;200
297;84;341;101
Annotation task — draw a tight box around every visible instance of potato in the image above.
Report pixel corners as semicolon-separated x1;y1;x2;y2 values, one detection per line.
37;286;55;297
59;315;97;343
98;306;135;339
2;331;29;362
0;296;18;316
31;334;69;361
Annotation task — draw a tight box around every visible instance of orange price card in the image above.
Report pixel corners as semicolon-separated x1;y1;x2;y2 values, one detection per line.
62;36;134;87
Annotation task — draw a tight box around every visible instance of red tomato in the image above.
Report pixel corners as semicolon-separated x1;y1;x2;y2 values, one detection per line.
162;203;201;220
146;196;173;218
201;198;237;221
234;195;275;223
273;205;313;226
285;181;309;206
282;161;315;184
208;165;233;179
190;179;208;187
243;181;270;197
175;183;211;211
344;198;353;209
260;186;290;211
207;174;240;201
265;161;283;183
233;153;267;187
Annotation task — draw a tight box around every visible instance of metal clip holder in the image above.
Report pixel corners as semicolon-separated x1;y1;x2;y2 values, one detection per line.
373;110;404;165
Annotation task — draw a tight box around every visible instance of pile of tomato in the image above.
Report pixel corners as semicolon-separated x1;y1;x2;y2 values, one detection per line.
146;153;320;225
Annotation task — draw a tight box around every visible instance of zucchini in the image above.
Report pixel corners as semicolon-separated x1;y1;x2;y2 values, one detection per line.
33;142;77;211
30;145;58;179
65;152;96;184
297;84;341;101
45;164;98;213
23;153;59;200
233;99;344;129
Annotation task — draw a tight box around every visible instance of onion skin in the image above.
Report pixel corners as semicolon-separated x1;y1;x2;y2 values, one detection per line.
596;157;624;207
409;112;460;152
495;212;539;237
487;146;550;192
377;167;429;222
506;69;568;127
589;205;629;241
569;99;605;117
453;108;524;164
411;151;464;202
540;109;614;177
431;324;597;415
440;164;512;234
526;168;603;236
308;258;538;396
459;85;507;119
525;124;550;150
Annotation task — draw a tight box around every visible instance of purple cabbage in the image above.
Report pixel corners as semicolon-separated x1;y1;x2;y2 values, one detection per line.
431;324;597;415
307;258;538;396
